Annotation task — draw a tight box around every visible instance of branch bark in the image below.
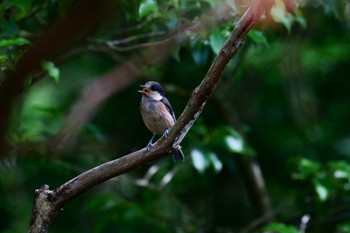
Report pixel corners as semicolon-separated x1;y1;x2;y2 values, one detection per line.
29;2;263;232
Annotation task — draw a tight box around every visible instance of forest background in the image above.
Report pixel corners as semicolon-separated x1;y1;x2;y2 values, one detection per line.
1;0;350;232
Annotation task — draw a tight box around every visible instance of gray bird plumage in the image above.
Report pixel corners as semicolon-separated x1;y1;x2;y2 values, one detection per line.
139;81;184;161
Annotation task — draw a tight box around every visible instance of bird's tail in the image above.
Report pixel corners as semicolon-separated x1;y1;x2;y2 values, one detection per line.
173;148;185;162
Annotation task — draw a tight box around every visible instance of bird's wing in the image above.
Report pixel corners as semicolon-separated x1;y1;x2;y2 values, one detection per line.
161;97;176;121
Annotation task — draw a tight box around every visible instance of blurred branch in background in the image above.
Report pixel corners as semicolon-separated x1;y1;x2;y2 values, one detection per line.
52;60;141;152
281;39;319;127
215;43;272;228
0;0;119;157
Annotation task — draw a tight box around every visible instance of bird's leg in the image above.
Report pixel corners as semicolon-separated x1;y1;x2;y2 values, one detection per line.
147;133;157;152
162;129;169;138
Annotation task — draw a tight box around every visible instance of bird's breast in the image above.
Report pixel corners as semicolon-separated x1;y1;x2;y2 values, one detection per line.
140;99;175;135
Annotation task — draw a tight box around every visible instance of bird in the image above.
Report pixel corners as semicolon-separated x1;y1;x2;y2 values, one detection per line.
138;81;184;161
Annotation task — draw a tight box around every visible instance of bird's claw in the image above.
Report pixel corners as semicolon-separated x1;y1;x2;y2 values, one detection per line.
147;142;153;152
162;129;169;138
146;133;156;152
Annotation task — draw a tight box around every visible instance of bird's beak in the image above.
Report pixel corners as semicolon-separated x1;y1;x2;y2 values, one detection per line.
138;86;148;94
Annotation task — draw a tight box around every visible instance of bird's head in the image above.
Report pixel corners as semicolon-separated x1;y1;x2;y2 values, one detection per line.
138;81;164;101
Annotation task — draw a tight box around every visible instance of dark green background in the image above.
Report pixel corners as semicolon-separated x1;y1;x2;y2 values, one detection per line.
1;0;350;232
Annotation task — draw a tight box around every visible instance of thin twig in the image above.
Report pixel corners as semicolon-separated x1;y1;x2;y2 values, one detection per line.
102;23;202;52
299;214;311;233
112;20;151;35
106;37;173;51
90;31;167;46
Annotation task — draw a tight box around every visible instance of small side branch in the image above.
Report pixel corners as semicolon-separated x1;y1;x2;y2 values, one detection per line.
30;185;57;233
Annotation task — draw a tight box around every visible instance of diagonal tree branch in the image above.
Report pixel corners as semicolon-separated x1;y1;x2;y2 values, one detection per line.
29;2;263;232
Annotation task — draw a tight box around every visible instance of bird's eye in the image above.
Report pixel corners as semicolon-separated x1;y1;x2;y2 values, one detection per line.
150;86;156;91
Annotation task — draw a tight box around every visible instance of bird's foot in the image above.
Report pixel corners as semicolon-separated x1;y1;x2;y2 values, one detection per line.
162;129;169;138
147;142;153;152
146;133;156;152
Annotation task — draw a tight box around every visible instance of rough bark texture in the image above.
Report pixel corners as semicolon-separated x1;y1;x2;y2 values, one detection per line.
29;2;263;232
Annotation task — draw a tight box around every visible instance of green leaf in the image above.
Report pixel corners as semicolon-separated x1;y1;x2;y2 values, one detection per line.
208;152;223;173
1;21;20;36
191;41;210;65
224;127;244;153
263;223;299;233
270;0;294;32
0;55;8;63
329;161;350;179
209;29;228;55
10;0;32;19
0;37;30;48
190;148;210;174
295;9;307;29
203;0;218;8
121;0;141;19
294;158;320;180
190;148;223;173
41;61;60;83
337;222;350;233
211;126;255;156
225;135;244;153
248;30;269;47
314;179;330;201
139;0;159;18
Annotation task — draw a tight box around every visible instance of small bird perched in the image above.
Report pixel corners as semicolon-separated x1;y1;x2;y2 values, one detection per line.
138;81;184;161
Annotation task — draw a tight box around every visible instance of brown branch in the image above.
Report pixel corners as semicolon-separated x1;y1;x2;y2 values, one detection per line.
29;2;263;232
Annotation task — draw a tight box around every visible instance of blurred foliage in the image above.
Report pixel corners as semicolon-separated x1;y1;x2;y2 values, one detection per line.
1;0;350;232
262;223;299;233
